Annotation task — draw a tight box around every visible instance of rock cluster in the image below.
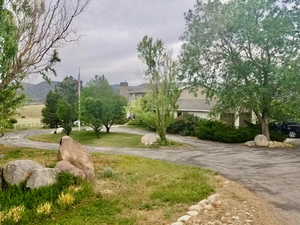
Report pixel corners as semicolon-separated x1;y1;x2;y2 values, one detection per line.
1;160;58;189
245;135;293;148
0;136;95;190
170;194;221;225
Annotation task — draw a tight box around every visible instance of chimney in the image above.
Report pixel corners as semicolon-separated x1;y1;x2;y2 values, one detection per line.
119;81;129;99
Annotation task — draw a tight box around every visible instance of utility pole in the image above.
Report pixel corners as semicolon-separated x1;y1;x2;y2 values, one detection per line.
78;68;81;131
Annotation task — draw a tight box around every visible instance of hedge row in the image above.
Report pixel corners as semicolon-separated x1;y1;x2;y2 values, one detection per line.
167;115;286;143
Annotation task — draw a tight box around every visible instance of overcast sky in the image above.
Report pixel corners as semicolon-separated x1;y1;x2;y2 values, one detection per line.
27;0;195;85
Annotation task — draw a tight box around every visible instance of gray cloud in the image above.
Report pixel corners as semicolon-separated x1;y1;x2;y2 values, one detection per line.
27;0;195;85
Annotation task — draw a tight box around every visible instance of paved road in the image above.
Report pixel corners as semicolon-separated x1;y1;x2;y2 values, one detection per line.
1;127;299;225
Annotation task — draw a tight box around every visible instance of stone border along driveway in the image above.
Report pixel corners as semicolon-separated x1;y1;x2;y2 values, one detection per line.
0;126;300;225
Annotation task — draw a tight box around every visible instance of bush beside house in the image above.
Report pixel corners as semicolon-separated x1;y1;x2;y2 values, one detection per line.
167;115;286;143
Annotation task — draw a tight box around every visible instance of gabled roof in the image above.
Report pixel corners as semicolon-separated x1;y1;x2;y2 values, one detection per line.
177;99;214;112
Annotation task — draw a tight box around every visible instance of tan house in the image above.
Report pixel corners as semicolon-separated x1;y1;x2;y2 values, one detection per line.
118;82;253;127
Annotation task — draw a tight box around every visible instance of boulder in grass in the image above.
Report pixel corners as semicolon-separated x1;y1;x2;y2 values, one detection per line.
254;135;269;147
56;160;86;179
26;168;59;189
141;133;159;146
55;128;64;134
3;160;44;185
58;136;95;181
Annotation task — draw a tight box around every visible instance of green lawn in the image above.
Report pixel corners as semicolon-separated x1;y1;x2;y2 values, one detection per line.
28;131;184;149
0;145;215;225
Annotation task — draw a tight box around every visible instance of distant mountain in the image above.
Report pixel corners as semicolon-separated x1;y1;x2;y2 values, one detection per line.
22;81;60;103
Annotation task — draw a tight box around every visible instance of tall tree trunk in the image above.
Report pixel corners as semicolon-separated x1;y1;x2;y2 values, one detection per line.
105;125;110;133
261;116;270;140
157;127;168;145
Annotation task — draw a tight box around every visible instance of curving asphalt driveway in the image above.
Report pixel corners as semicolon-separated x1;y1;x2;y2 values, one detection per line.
1;127;300;225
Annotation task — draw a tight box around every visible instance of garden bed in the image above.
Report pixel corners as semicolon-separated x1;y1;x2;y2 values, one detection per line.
0;145;215;225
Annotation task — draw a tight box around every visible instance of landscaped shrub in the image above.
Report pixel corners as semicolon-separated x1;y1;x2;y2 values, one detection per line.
168;116;287;143
127;117;156;131
196;120;287;143
167;115;200;136
0;173;92;225
4;119;18;129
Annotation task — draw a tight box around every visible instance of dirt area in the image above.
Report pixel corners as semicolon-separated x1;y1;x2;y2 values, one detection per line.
186;176;285;225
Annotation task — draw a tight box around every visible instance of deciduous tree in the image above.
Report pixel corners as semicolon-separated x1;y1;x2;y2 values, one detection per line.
137;36;181;144
57;99;76;135
0;0;24;136
181;0;300;140
1;0;89;135
81;98;103;135
81;75;127;134
1;0;89;88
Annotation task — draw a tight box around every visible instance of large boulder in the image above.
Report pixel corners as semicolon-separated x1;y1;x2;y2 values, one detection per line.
141;133;159;146
3;160;44;185
56;160;86;179
26;168;59;189
55;128;64;134
58;136;95;181
254;135;269;147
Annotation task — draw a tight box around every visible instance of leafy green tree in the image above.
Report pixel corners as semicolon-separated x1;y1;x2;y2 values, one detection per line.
81;98;103;135
128;95;157;130
41;91;60;128
137;36;181;144
41;76;79;129
180;0;300;140
82;75;127;133
0;0;24;136
57;100;76;135
56;76;79;111
0;0;88;136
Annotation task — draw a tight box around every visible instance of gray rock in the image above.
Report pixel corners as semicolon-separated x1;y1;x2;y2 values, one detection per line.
177;215;191;222
189;204;202;211
141;133;159;146
0;154;5;159
26;168;59;189
3;160;44;185
254;135;269;147
187;210;199;216
55;160;86;179
55;128;64;134
208;193;220;203
58;136;95;181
